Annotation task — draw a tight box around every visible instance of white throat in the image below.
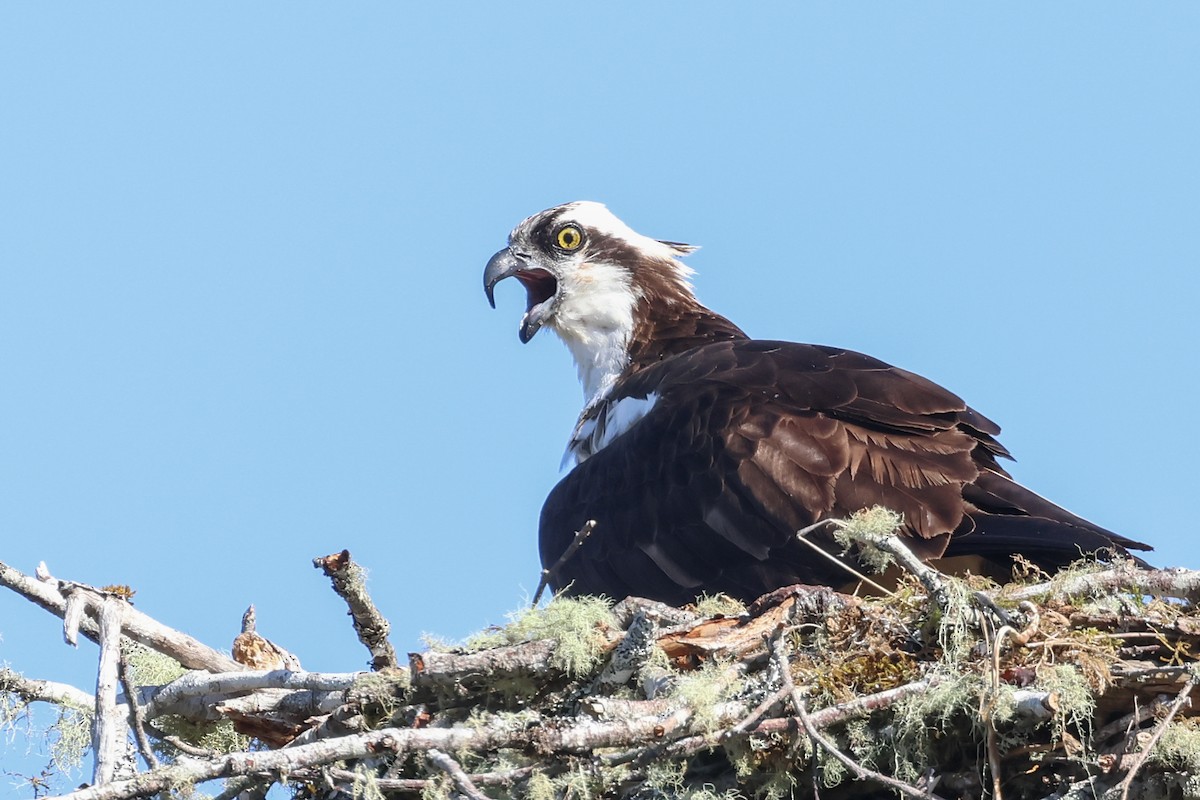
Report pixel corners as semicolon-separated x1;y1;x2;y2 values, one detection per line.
547;259;640;404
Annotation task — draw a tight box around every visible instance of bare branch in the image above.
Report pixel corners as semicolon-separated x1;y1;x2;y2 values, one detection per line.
91;597;127;785
409;639;559;692
0;668;95;711
0;560;244;673
313;550;398;671
1000;563;1200;604
144;669;360;720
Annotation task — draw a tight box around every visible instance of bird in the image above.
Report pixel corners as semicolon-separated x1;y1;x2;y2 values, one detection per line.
231;605;301;671
483;201;1151;606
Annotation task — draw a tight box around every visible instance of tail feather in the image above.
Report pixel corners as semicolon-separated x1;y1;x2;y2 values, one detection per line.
947;469;1152;574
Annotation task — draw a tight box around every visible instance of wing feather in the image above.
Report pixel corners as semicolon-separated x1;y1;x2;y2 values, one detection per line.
539;339;1148;604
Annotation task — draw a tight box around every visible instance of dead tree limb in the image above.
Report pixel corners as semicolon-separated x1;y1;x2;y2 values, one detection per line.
91;597;127;785
144;669;360;720
313;550;399;671
1000;563;1200;604
0;668;95;710
0;560;243;673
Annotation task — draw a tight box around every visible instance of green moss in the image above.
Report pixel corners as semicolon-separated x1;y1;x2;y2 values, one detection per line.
49;707;91;773
349;671;410;726
642;761;687;795
756;770;799;800
552;765;599;800
671;661;738;736
1034;664;1095;745
419;774;451;800
123;641;186;686
889;671;983;782
1157;716;1200;755
691;594;748;619
463;596;617;678
525;771;557;800
350;765;386;800
830;506;904;573
684;787;747;800
418;633;457;653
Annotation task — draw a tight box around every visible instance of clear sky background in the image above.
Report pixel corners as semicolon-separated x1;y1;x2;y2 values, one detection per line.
1;4;1197;794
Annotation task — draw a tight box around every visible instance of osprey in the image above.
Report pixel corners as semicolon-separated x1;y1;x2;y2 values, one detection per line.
484;201;1150;605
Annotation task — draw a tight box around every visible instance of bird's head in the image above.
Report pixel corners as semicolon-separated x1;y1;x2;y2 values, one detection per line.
484;201;698;345
484;202;698;400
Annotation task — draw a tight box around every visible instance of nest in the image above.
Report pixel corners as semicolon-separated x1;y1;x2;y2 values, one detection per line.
3;514;1200;800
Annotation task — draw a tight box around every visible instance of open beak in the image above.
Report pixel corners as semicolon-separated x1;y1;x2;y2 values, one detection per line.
484;247;559;343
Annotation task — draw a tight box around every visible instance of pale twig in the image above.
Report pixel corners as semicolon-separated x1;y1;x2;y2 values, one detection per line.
600;675;945;773
977;606;1047;799
793;521;897;598
533;520;597;606
826;515;1015;627
144;669;359;720
157;734;218;758
1116;676;1197;800
724;686;790;737
426;749;491;800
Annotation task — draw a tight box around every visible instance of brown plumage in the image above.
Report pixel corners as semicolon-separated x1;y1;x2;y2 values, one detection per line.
484;202;1151;605
231;605;301;671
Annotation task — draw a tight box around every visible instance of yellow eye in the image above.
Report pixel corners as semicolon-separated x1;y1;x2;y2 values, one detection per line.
556;225;583;251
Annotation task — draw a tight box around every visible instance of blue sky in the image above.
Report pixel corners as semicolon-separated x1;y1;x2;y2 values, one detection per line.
2;4;1197;793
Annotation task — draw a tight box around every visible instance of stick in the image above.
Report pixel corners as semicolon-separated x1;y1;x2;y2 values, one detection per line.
1001;563;1200;604
532;520;596;606
144;669;360;721
794;520;897;598
313;550;399;671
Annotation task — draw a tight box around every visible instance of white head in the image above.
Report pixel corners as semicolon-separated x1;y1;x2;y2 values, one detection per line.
484;201;697;402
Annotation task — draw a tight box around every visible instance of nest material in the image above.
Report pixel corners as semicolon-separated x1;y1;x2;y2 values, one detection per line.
4;531;1200;800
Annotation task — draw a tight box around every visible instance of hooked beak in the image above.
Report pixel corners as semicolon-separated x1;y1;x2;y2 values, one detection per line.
483;247;559;343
